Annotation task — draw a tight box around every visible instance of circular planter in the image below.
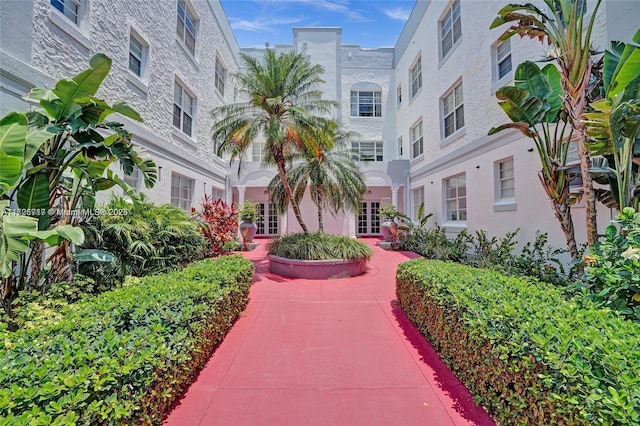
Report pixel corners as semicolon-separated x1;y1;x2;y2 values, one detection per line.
268;255;368;279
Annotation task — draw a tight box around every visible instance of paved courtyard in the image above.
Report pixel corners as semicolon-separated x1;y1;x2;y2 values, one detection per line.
164;239;494;426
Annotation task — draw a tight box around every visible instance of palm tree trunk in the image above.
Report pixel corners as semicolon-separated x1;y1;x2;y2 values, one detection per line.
316;190;324;233
551;201;579;260
30;241;44;289
275;160;309;233
562;62;598;247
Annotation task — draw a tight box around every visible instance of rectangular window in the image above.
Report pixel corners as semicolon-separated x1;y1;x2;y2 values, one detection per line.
496;39;512;80
211;187;224;201
442;82;464;138
50;0;81;24
215;56;226;95
352;141;383;162
252;141;264;162
398;136;403;158
445;173;466;221
123;168;139;189
498;158;515;200
440;0;461;58
410;55;422;98
412;187;424;221
171;173;194;210
350;91;382;117
410;120;423;158
173;80;194;137
397;85;402;107
128;32;145;77
177;0;197;55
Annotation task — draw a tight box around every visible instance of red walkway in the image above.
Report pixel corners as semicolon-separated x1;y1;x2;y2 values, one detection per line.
164;239;495;426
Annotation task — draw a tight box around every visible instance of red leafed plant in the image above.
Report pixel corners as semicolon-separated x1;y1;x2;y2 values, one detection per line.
196;195;238;256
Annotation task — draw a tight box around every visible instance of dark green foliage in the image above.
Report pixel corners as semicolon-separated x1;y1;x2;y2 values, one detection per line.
578;207;640;320
396;259;640;425
0;255;254;425
267;232;373;261
400;225;573;285
80;196;207;288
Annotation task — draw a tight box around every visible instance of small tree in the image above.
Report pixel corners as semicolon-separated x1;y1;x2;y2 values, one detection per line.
492;0;603;246
490;61;579;259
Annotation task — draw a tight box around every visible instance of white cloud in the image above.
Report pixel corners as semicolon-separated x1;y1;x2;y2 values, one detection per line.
382;7;410;21
263;0;370;22
229;16;304;32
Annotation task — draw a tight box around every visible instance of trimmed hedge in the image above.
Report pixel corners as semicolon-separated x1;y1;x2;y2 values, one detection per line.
396;259;640;425
0;255;254;425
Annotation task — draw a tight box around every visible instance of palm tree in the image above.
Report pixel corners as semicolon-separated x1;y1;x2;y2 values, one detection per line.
212;49;337;234
491;0;603;246
268;132;367;233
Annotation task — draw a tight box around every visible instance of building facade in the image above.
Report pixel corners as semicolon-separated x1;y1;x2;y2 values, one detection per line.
1;0;240;210
1;0;638;250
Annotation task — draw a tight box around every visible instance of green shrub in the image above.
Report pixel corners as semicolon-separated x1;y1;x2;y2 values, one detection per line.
579;207;640;320
80;196;208;288
267;232;373;261
396;259;640;425
0;255;254;425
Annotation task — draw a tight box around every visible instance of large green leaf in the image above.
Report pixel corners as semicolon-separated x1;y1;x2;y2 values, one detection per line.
1;204;39;277
609;29;640;100
0;152;23;196
52;53;112;120
495;86;547;125
0;112;28;158
16;172;50;230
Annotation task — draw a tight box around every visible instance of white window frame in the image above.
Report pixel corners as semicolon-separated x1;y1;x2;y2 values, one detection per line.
412;187;424;221
352;141;383;162
128;30;148;79
439;0;462;60
444;173;466;222
171;173;194;210
350;91;382;117
215;55;227;95
441;81;464;140
252;141;265;162
211;187;225;201
173;80;195;137
494;157;517;211
410;54;422;100
410;119;423;159
177;0;198;56
494;38;512;82
50;0;83;25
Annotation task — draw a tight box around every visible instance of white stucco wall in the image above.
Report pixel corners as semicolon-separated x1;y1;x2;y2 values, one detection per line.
1;0;240;210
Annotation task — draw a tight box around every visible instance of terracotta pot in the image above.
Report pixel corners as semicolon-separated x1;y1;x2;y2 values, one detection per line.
239;221;257;250
380;219;398;242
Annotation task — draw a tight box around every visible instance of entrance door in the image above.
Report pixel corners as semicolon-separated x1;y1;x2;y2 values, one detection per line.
256;203;279;236
357;201;380;236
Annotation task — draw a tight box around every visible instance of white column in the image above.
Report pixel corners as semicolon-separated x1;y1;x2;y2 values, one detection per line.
391;185;399;209
237;185;246;206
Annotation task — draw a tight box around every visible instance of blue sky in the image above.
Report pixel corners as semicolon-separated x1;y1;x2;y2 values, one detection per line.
220;0;416;48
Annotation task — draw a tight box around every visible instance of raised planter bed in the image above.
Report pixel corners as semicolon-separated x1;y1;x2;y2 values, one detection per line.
268;255;367;279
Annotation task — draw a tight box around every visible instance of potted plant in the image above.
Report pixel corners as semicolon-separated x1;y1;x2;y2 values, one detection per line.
379;203;399;243
239;201;259;250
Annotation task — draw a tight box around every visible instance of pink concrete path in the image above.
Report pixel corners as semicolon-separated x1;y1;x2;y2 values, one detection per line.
164;239;495;426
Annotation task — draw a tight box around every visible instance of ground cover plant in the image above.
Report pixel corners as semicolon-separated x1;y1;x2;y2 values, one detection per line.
397;259;640;425
267;232;373;261
0;255;254;425
79;195;207;289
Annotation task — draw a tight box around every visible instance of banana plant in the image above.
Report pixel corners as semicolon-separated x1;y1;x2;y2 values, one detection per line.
0;53;157;313
584;29;640;211
489;61;579;259
491;0;603;247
